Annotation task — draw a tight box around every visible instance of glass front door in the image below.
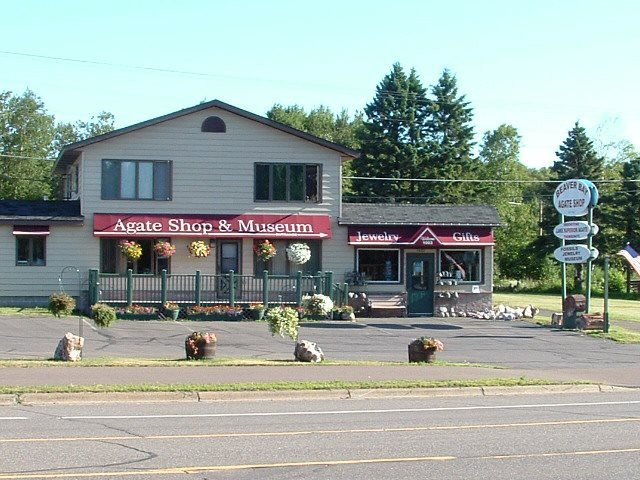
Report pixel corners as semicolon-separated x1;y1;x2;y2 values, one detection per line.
406;253;434;316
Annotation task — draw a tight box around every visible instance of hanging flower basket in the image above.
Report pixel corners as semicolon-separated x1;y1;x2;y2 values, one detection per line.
187;240;211;258
154;241;176;257
253;239;277;261
119;240;142;260
286;242;311;265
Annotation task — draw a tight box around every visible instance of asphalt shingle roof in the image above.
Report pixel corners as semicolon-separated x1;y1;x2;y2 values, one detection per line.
339;203;501;226
0;200;83;223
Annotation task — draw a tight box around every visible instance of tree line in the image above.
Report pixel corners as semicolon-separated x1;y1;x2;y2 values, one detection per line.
265;63;640;289
2;69;639;288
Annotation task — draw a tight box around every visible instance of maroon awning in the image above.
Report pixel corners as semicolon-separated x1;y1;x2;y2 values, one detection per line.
347;226;493;246
93;213;332;239
13;225;50;235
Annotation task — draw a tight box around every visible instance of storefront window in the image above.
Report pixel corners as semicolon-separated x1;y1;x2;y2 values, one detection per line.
100;238;170;274
356;249;400;283
439;249;481;283
254;240;321;275
16;236;46;266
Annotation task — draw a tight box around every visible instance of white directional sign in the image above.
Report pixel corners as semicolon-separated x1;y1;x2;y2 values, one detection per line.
553;179;593;217
554;245;597;264
553;221;599;241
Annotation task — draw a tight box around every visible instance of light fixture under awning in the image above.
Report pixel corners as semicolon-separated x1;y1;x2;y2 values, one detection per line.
13;225;50;235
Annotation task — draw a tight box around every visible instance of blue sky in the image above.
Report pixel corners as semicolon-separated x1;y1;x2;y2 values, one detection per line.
2;0;638;168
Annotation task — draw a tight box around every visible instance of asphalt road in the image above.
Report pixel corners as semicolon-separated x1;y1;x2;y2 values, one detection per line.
1;315;638;370
1;390;640;479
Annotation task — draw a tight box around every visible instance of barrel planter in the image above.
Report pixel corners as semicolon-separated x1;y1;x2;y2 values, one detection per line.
185;333;217;360
408;340;437;363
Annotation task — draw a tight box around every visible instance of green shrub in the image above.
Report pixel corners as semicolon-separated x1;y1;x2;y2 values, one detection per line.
48;292;76;317
91;303;117;328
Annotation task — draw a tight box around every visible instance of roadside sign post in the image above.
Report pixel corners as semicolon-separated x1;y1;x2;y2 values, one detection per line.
552;179;599;323
604;255;610;333
585;208;594;312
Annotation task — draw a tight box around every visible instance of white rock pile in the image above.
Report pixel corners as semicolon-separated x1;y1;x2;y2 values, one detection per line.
294;340;325;363
437;304;539;320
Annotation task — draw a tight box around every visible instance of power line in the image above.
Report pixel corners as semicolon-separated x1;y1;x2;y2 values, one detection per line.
345;176;640;184
0;154;55;161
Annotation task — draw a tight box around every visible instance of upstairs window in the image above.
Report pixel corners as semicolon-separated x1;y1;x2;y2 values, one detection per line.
255;163;320;202
102;159;172;200
201;116;226;132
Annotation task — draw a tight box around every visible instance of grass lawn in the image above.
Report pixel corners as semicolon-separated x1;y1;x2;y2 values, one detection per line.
0;307;52;316
493;292;639;323
0;357;499;369
0;377;584;395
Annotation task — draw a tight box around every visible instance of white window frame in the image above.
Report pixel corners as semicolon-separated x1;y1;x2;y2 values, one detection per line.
356;248;401;284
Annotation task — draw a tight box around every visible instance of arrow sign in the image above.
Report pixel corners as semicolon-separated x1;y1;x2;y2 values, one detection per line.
554;244;593;264
553;221;599;240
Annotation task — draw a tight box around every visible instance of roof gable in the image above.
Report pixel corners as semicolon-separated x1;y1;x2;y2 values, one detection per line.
55;100;359;173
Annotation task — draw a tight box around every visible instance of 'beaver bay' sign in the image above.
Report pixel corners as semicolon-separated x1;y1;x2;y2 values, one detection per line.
553;179;598;217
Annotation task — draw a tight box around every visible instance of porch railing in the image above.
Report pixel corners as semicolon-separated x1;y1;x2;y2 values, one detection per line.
88;269;349;308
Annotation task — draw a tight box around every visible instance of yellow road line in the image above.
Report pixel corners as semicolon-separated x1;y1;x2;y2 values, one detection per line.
2;417;639;444
2;448;640;479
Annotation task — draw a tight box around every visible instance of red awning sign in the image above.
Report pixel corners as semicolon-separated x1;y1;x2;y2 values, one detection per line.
93;213;332;239
348;226;493;246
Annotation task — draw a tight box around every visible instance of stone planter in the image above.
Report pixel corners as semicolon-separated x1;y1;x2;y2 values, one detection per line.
408;341;437;363
168;309;180;321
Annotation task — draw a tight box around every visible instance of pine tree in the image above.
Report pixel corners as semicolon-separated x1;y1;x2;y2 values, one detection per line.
423;69;476;203
552;122;604;180
351;63;428;203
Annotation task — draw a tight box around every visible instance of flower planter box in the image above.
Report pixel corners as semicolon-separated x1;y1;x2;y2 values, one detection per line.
302;314;328;321
248;309;266;321
116;313;159;321
186;314;244;321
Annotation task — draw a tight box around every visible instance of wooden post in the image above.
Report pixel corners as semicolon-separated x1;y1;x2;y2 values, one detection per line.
296;271;303;307
343;282;349;306
160;269;167;306
126;268;133;307
229;270;235;307
88;269;99;305
262;270;269;308
325;271;334;297
194;270;201;306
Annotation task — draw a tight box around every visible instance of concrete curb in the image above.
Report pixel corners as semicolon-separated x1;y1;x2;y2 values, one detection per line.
10;384;637;405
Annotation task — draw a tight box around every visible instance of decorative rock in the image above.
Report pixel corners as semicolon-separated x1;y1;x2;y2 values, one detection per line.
294;340;324;363
54;332;84;362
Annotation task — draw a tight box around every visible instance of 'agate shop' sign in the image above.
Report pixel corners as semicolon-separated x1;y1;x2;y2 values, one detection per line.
93;213;331;239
